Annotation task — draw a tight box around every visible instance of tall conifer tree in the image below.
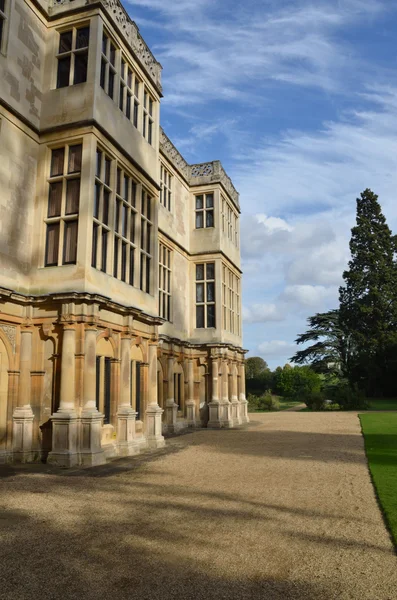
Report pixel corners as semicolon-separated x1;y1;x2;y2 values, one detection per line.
339;189;397;395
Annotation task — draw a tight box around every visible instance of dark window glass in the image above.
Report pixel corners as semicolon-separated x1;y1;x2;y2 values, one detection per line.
207;305;216;328
76;27;89;49
100;59;106;89
135;362;141;418
119;83;124;111
59;31;72;54
130;212;135;242
51;148;65;177
102;33;108;55
135;80;139;97
196;305;205;328
122;204;128;238
146;256;150;292
57;56;70;88
108;69;114;98
104;158;111;186
104;358;111;424
126;93;131;119
63;220;78;264
206;210;214;228
121;242;127;281
115;199;120;232
73;52;88;84
68;145;82;173
0;21;3;49
123;176;129;200
148;120;153;145
146;224;151;253
195;196;203;209
116;168;121;195
96;150;102;178
133;101;139;127
109;42;116;66
45;223;60;266
196;264;204;280
129;247;134;285
207;282;215;302
206;194;214;208
140;253;144;290
196;283;204;303
195;212;203;229
65;179;80;214
127;68;132;88
206;263;215;280
113;238;119;277
146;197;151;221
103;190;110;225
94;183;101;219
92;224;98;268
95;356;100;410
143;114;146;138
101;230;107;272
48;182;62;217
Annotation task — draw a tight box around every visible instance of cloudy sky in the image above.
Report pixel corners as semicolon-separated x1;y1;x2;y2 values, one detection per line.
127;0;397;368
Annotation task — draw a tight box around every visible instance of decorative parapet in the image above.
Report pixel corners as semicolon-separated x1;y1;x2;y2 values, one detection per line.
160;129;240;210
50;0;162;94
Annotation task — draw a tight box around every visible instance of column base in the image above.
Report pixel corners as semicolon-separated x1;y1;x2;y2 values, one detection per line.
164;402;178;433
185;400;197;428
231;399;242;425
240;398;250;424
47;411;80;468
80;411;106;467
221;401;234;428
117;408;140;457
146;404;165;448
12;406;35;463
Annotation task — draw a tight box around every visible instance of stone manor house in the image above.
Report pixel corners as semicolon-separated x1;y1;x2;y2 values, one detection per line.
0;0;247;466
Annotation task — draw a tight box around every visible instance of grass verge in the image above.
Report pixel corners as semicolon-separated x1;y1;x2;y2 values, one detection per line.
367;398;397;411
359;413;397;549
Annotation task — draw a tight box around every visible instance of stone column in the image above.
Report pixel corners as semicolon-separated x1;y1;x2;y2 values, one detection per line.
48;324;79;467
185;358;196;427
220;360;233;428
80;326;106;466
145;341;165;448
117;335;139;457
12;327;35;462
239;361;249;424
208;355;222;428
231;362;242;425
165;355;178;433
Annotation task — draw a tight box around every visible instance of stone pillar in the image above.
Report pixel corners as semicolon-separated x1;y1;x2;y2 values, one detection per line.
239;361;249;424
13;327;35;462
48;324;79;467
117;335;139;457
185;358;196;427
145;341;165;448
220;360;233;428
208;356;222;428
231;362;242;425
80;326;106;466
165;355;178;433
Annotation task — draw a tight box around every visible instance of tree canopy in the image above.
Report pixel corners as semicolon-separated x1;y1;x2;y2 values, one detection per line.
245;357;269;379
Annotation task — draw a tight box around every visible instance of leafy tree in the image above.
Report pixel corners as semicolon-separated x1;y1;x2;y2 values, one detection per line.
339;188;397;395
274;365;321;399
290;309;352;376
245;357;269;379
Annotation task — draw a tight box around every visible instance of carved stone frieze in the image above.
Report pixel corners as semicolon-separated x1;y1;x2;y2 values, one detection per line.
159;129;190;179
0;325;17;353
191;163;214;177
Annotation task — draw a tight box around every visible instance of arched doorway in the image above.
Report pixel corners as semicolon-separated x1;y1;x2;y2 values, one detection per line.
0;337;10;453
96;338;114;425
174;362;184;416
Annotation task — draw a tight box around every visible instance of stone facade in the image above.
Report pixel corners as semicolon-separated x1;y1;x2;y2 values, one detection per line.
0;0;247;466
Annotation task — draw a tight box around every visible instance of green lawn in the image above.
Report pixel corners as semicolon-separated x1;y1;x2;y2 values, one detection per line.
366;398;397;411
359;413;397;548
248;397;303;413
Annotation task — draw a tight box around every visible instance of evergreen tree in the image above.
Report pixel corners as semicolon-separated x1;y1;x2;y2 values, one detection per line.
339;189;397;395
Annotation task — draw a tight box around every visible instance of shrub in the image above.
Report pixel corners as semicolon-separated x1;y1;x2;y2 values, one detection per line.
323;380;368;410
247;391;280;411
304;391;325;410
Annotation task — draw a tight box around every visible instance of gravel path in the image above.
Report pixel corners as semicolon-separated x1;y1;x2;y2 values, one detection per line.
1;412;396;600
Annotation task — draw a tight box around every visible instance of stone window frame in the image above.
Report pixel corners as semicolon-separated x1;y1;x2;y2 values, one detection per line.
195;262;216;329
0;0;10;56
119;53;141;129
113;165;138;285
160;162;172;211
222;263;241;335
158;242;172;321
44;143;82;268
92;147;113;273
143;89;154;145
195;193;214;229
56;24;90;89
139;189;153;294
221;194;239;248
100;29;117;99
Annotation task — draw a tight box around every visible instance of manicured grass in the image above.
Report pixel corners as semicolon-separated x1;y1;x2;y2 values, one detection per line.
366;398;397;411
359;413;397;548
248;397;303;413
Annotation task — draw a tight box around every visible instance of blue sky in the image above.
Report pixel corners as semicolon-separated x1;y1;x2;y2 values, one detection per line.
126;0;397;368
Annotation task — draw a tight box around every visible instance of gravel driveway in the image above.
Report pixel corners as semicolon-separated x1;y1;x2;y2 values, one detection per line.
1;412;396;600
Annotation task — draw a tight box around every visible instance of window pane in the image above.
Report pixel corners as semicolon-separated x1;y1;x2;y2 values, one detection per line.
117;168;121;195
127;69;132;88
148;120;153;145
63;220;78;264
76;27;90;49
45;223;60;266
129;247;134;285
101;230;108;272
206;194;214;208
207;304;216;328
195;212;203;229
131;183;136;207
207;282;215;302
109;42;116;66
96;149;102;178
100;59;106;89
196;283;204;303
119;82;124;111
206;210;214;228
113;237;119;277
146;256;150;292
51;148;65;177
105;158;111;186
196;264;204;280
123;175;129;200
73;52;88;84
195;196;203;209
108;69;114;98
59;31;72;54
133;101;139;127
68;144;82;173
121;242;127;281
91;224;98;268
206;263;215;280
103;189;110;225
130;212;135;242
115;199;120;232
122;204;128;237
196;305;205;328
102;33;108;55
65;179;80;214
146;224;151;253
126;93;131;119
135;80;139;97
94;183;101;219
57;56;70;88
48;182;62;217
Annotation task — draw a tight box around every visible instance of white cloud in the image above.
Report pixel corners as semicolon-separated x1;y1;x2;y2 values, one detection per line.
280;285;337;308
243;303;285;324
257;340;297;361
